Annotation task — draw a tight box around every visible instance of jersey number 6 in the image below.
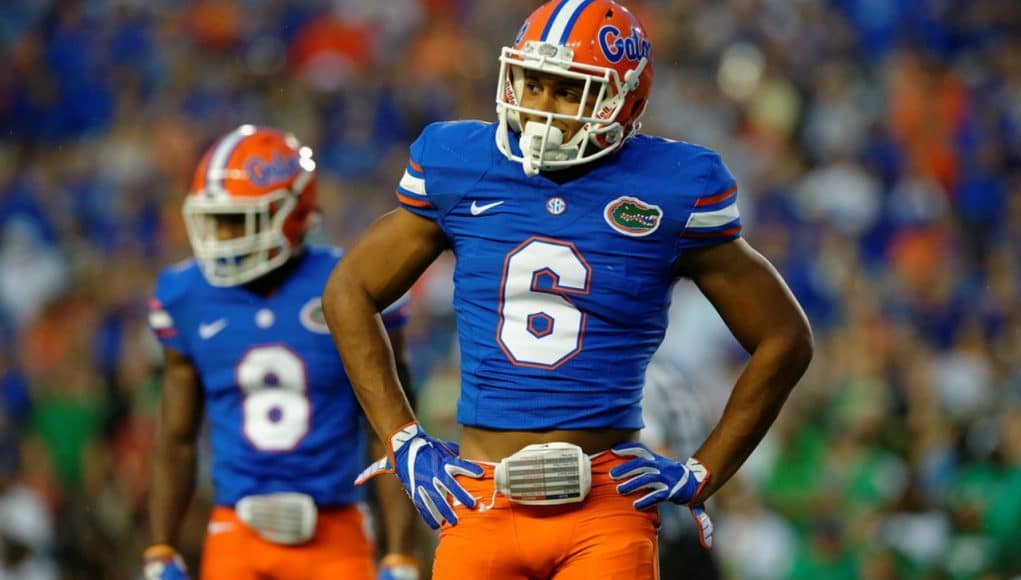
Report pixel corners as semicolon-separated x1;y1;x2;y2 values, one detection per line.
497;237;591;368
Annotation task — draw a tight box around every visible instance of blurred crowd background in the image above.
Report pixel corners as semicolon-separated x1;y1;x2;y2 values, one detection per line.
0;0;1019;578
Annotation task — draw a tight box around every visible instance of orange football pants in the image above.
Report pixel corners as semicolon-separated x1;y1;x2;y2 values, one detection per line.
433;452;661;580
200;504;375;580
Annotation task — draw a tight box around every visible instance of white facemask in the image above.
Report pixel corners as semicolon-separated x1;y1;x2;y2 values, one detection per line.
495;41;649;176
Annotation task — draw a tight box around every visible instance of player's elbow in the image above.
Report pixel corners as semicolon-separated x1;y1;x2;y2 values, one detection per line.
780;318;814;377
322;261;363;324
322;260;371;328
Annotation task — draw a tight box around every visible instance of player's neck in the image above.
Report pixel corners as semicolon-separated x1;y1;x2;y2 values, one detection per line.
242;250;306;297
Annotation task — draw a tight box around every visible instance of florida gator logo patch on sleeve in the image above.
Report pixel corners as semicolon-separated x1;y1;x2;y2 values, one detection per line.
603;196;663;236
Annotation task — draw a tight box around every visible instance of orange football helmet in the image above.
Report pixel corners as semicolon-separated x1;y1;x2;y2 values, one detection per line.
183;125;318;287
496;0;654;175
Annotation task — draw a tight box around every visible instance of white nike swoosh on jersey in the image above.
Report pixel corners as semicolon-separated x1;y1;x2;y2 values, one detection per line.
470;200;504;215
198;318;229;340
207;521;235;535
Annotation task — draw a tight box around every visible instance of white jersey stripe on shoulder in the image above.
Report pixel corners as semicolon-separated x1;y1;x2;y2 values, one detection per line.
206;126;253;199
399;171;428;196
544;0;591;45
685;202;740;229
148;310;174;330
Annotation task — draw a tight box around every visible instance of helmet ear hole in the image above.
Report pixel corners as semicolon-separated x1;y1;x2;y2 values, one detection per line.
631;98;647;119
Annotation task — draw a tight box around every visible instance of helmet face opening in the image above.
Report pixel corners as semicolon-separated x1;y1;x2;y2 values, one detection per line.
495;0;653;176
184;125;317;287
183;191;297;287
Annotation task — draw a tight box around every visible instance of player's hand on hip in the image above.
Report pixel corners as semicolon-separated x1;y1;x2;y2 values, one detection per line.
377;553;420;580
609;442;715;549
356;421;483;529
142;545;189;580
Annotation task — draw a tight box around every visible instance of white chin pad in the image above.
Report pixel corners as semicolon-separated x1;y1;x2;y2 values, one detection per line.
520;121;564;153
518;122;578;175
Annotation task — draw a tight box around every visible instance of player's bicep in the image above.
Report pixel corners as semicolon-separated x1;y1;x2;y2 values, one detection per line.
332;208;446;312
159;346;204;443
674;239;810;353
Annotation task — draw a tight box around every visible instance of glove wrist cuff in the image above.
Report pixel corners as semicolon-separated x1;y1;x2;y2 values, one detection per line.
685;457;711;499
686;457;709;477
143;544;179;559
381;553;419;567
387;420;423;455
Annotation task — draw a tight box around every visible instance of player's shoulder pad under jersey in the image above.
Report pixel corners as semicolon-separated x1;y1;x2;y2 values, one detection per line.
302;245;344;276
396;120;496;221
622;136;735;194
149;259;203;349
626;136;742;244
416;120;495;165
313;244;345;260
152;259;202;312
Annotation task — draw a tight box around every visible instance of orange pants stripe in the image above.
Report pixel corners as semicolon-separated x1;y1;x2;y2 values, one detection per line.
201;504;375;580
433;452;661;580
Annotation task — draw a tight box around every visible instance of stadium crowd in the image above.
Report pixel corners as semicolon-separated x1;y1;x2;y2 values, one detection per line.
0;0;1019;578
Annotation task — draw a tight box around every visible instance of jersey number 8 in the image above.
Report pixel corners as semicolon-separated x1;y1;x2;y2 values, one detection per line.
237;345;311;451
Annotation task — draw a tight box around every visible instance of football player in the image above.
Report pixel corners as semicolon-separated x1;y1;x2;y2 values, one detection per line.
323;1;814;578
143;125;420;580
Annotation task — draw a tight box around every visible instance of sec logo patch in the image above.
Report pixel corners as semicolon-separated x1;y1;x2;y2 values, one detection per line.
547;197;566;215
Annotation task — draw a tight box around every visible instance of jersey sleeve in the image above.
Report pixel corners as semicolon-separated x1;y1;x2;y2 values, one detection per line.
395;129;439;221
677;151;742;250
149;297;187;354
394;122;475;223
148;267;190;355
381;291;410;330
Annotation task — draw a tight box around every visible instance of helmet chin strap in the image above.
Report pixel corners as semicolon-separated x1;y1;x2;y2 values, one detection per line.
518;121;580;176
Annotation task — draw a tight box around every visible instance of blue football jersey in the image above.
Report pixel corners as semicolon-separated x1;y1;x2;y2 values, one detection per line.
395;122;740;431
148;246;408;507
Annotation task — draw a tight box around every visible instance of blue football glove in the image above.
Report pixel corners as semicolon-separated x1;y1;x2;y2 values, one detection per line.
377;554;419;580
355;422;483;529
609;442;714;550
142;545;189;580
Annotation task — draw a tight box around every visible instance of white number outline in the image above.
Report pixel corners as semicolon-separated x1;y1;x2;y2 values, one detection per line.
235;344;312;452
496;236;592;368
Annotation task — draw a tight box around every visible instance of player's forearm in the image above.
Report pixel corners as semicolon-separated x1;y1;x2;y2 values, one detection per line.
393;357;417;410
323;272;415;442
692;327;812;500
149;437;198;545
375;360;419;554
